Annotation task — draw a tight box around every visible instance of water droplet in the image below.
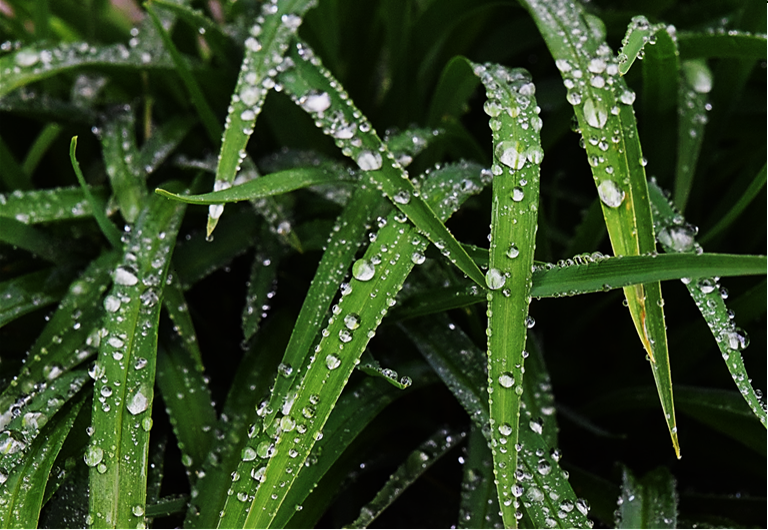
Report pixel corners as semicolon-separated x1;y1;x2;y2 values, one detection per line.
619;90;636;105
256;441;274;459
393;190;411;204
597;180;625;208
525;146;544;164
104;295;121;312
356;150;382;171
84;445;104;467
485;268;506;290
344;313;361;330
526;487;545;502
242;446;257;461
411;251;426;265
114;266;139;286
496;141;526;170
499;372;515;388
251;466;267;482
132;505;144;517
583;97;607;129
301;91;331;113
107;337;124;348
510;187;525;202
726;328;749;350
127;384;150;415
658;224;697;252
240;109;255;121
576;498;590;515
352;259;375;281
537;459;551;475
498;423;513;436
325;355;341;370
339;329;353;343
529;418;543;434
240;86;262;106
245;37;262;52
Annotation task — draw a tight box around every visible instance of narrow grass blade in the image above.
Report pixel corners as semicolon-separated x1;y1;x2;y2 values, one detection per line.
162;272;203;363
156;339;216;481
677;30;767;59
0;267;77;328
0;391;86;529
273;365;435;528
0;217;73;264
639;22;679;188
400;316;591;528
0;250;116;425
22;122;62;176
87;191;185;528
277;39;486;288
519;0;680;458
70;137;123;248
458;425;502;529
206;0;317;237
218;162;487;529
701;164;766;243
156;166;357;204
0;41;174;98
427;55;481;126
649;180;767;427
473;62;542;527
0;136;31;190
617;16;666;76
675;59;711;211
145;5;221;144
347;428;466;528
616;466;677;529
99;106;146;224
242;228;284;342
0;185;109;225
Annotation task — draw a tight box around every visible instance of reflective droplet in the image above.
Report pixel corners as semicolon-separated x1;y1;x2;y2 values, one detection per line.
597;180;625;208
496;141;526;170
498;372;515;388
506;244;520;259
84;445;104;467
485;268;506;290
510;187;525;202
411;251;426;265
339;329;353;343
393;190;411;204
325;355;341;370
103;295;121;312
15;49;40;67
344;313;360;330
114;266;139;286
498;423;513;436
301;91;331;113
583;97;607;129
127;384;150;415
242;446;257;461
352;259;375;282
356;150;382;171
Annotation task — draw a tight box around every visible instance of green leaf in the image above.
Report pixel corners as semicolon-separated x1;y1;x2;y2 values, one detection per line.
458;425;502;529
0;266;78;329
677;30;768;59
87;191;185;528
0;216;74;264
616;466;677;529
0;185;109;225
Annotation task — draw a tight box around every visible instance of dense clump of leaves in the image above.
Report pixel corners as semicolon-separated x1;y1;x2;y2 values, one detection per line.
0;0;765;528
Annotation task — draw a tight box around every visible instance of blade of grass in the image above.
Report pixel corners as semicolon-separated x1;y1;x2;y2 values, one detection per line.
458;424;502;529
136;115;196;176
0;136;32;190
649;180;767;427
70;136;123;248
616;466;677;529
87;190;185;528
0;185;109;225
0;266;78;329
22;122;63;176
701;163;766;244
346;427;466;528
217;161;488;528
472;61;543;527
277;39;486;288
677;30;767;59
0;391;86;529
205;0;317;237
519;0;680;458
0;217;73;264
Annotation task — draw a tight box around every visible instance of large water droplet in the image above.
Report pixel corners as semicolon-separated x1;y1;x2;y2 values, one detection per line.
344;313;361;330
393;190;411;204
496;141;526;170
498;423;513;436
485;268;506;290
356;150;382;171
352;259;375;281
658;224;697;252
498;372;515;388
301;91;331;113
325;355;341;370
583;97;607;129
114;266;139;286
103;295;121;312
510;187;525;202
127;384;150;415
506;244;520;259
597;180;625;208
84;445;104;467
242;446;257;461
15;49;39;67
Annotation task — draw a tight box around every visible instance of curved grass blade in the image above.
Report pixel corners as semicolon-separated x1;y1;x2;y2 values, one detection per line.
277;39;486;288
677;30;768;59
218;162;488;529
400;315;591;529
459;424;502;529
87;191;185;528
615;466;677;529
0;185;108;225
519;0;679;458
0;217;73;264
347;427;466;528
617;16;667;76
675;59;711;211
70;137;123;248
427;55;481;127
242;229;285;342
162;272;203;362
205;0;317;237
0;136;31;191
473;62;543;527
136;115;196;176
156;165;357;204
649;180;766;427
0;250;116;428
701;164;766;244
0;266;77;329
0;391;87;528
0;41;174;99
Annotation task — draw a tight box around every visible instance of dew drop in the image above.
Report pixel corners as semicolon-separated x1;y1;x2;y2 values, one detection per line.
242;446;257;461
344;313;361;330
84;445;104;467
127;384;150;415
498;372;515;388
411;251;426;265
352;259;375;281
510;187;525;202
583;97;608;129
498;423;513;436
597;180;625;208
356;150;382;171
393;190;411;204
325;355;341;370
15;49;39;67
496;141;526;170
114;266;139;286
103;295;121;312
485;268;506;290
301;91;331;113
506;244;520;259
